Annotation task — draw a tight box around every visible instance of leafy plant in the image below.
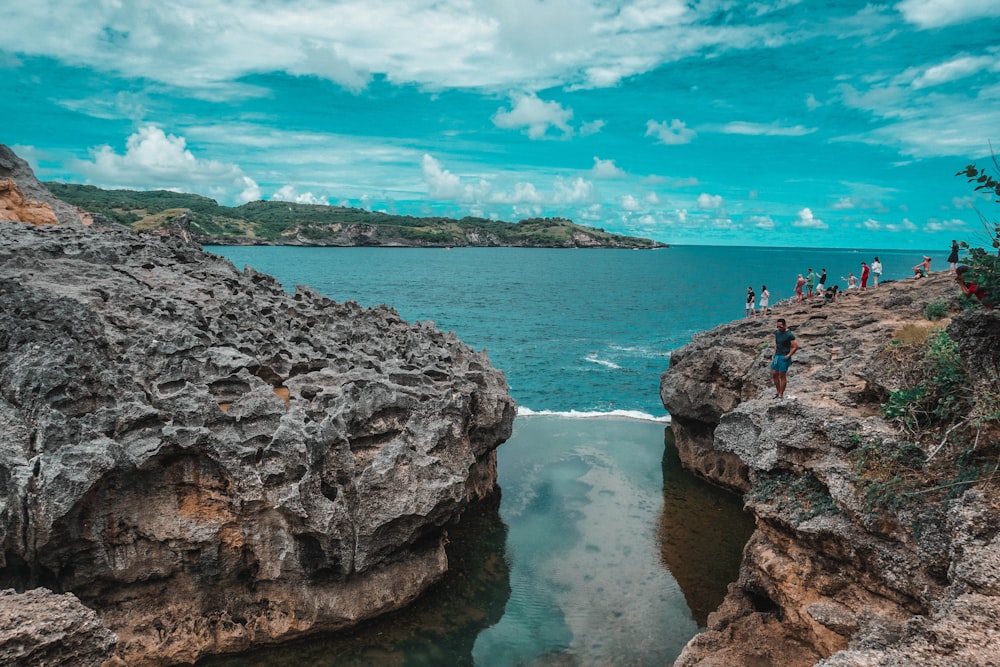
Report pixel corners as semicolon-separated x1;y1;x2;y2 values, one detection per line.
880;329;966;435
748;471;842;524
955;150;1000;306
924;300;949;320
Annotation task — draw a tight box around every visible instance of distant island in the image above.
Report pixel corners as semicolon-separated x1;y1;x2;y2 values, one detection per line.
46;183;668;249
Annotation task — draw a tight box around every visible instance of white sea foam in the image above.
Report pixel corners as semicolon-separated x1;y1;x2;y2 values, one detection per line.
584;353;622;369
608;344;672;359
517;406;670;423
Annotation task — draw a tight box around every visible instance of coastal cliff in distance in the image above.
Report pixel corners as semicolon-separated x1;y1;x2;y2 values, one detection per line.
0;144;516;665
44;182;668;249
661;275;1000;665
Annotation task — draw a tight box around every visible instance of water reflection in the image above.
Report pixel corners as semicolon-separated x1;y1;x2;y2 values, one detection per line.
659;428;755;626
198;417;752;666
198;495;510;667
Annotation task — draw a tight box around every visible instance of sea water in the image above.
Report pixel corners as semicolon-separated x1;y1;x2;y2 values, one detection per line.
199;244;935;666
207;245;935;418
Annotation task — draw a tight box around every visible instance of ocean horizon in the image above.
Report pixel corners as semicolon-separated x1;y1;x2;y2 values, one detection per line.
207;244;941;421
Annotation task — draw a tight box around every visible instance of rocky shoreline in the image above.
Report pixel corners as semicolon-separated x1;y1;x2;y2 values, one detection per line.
661;275;1000;666
0;146;515;665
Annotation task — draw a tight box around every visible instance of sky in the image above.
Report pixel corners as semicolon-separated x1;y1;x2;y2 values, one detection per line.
3;1;1000;249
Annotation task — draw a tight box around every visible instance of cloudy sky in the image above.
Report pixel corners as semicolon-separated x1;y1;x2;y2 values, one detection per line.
4;0;1000;248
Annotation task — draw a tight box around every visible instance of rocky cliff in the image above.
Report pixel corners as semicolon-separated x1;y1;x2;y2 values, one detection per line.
661;276;1000;666
0;147;516;665
0;146;87;227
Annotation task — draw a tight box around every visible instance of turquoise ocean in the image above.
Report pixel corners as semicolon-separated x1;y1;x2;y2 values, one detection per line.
200;244;938;667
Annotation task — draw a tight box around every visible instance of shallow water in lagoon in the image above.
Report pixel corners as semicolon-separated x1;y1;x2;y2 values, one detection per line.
199;418;753;667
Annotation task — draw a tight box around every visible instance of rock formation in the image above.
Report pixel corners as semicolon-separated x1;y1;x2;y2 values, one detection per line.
0;588;118;666
661;277;1000;666
0;147;515;665
0;146;87;226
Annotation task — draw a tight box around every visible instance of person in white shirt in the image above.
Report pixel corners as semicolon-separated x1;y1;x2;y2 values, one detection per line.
871;257;882;288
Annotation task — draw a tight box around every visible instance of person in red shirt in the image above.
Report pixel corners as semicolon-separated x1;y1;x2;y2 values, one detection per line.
860;261;870;290
956;266;994;309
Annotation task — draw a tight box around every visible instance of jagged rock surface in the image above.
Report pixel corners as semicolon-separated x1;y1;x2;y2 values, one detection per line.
661;277;1000;667
0;202;515;662
0;588;118;666
0;146;86;226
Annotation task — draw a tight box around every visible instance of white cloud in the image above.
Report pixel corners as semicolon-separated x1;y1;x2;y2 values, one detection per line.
793;207;827;228
805;93;821;110
552;176;594;204
896;0;1000;29
697;193;723;210
493;93;573;139
835;78;1000;158
721;121;815;136
862;213;916;231
592;157;627;178
924;217;969;232
952;195;978;209
646;119;696;145
0;0;959;104
422;154;466;199
880;217;918;232
750;215;775;229
421;154;594;210
73;126;260;203
271;185;328;205
493;182;544;205
620;194;642;211
832;196;856;210
580;120;606;136
671;176;700;187
421;154;490;201
911;55;997;88
237;177;263;204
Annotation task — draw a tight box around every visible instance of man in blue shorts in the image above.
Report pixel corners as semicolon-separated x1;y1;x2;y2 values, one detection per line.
770;318;798;399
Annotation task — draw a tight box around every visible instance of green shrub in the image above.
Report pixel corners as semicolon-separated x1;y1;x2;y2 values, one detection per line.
880;329;966;435
955;155;1000;306
924;300;949;320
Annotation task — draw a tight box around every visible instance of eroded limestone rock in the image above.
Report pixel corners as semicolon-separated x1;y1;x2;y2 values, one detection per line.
0;588;118;666
662;276;1000;666
0;184;514;663
0;146;86;226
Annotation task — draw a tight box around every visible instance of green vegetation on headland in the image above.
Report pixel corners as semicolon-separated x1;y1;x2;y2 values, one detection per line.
45;183;667;249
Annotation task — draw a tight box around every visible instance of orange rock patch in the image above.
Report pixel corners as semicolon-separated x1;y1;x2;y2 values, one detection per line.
0;177;58;225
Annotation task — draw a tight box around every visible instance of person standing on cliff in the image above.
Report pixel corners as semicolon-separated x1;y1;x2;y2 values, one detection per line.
948;240;960;273
871;256;882;288
770;318;798;400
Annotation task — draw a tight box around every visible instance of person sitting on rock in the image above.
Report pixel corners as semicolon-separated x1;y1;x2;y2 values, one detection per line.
913;255;932;278
823;284;840;304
